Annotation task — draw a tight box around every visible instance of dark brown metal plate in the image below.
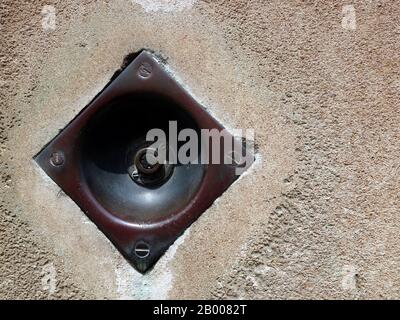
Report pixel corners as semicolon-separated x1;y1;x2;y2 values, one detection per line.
35;50;250;272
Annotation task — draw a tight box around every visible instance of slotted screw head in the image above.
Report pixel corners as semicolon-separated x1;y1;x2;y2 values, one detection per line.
49;151;64;166
134;241;150;258
138;62;152;78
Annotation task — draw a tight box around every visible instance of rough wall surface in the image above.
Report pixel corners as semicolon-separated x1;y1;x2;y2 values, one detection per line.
0;0;399;299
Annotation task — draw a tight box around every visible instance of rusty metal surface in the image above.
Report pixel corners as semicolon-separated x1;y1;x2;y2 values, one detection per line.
35;50;246;272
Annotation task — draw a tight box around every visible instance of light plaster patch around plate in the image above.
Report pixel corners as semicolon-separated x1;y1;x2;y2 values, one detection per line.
9;0;278;298
131;0;197;13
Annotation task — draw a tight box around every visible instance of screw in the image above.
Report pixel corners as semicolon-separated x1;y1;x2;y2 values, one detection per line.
138;62;152;78
134;147;161;175
131;170;139;179
228;150;245;167
134;241;150;259
50;151;65;166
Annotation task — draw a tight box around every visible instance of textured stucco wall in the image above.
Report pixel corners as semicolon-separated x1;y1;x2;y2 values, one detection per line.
0;0;399;299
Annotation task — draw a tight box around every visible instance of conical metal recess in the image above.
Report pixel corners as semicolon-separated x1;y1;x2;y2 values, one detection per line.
35;50;253;273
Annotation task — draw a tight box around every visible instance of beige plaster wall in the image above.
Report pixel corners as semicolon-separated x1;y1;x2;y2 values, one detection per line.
0;0;399;299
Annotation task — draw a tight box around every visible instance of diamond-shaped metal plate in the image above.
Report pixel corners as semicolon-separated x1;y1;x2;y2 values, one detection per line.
35;50;251;272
